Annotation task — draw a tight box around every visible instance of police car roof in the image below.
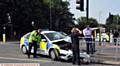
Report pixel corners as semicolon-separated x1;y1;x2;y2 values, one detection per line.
41;30;56;34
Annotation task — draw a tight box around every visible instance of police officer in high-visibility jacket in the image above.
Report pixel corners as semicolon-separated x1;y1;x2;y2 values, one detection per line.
28;29;42;58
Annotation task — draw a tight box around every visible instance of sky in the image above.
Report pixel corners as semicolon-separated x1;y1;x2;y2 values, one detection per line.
69;0;120;24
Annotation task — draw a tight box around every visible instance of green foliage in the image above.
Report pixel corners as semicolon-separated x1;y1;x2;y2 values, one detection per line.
76;17;98;29
0;0;74;40
106;13;120;31
43;0;74;33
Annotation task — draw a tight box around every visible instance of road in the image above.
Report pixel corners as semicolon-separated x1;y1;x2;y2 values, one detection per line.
0;41;118;66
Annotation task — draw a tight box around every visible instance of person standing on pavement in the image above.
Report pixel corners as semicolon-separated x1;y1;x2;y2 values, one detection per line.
113;30;119;45
71;27;82;65
83;25;98;54
28;29;42;58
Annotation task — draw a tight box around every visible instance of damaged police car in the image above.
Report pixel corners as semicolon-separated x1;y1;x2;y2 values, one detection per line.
20;30;90;62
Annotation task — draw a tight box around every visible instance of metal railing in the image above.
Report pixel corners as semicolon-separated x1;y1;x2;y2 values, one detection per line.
78;37;120;61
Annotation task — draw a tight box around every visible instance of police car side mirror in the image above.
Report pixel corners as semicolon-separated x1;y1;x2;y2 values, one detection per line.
41;39;47;42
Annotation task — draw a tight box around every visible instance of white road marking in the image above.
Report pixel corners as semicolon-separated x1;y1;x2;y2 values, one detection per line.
0;57;53;62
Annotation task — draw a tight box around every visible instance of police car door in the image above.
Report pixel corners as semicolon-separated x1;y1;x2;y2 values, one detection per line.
39;35;48;55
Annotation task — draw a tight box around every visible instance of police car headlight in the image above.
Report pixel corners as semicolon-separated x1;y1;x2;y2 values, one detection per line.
68;50;72;54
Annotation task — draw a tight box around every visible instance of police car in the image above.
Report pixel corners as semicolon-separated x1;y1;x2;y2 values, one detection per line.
20;31;90;61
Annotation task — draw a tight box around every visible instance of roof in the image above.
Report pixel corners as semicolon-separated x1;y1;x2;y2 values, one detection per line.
41;31;56;34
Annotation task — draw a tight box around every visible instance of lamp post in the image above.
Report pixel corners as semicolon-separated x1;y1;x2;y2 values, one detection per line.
7;13;13;40
31;21;35;29
49;0;69;30
3;26;6;34
50;0;52;30
3;26;6;43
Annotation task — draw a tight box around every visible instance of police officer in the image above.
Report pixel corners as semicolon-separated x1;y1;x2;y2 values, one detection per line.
71;27;82;65
28;29;42;58
113;30;119;45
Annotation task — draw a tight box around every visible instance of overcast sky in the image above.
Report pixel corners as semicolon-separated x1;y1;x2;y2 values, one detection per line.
69;0;120;24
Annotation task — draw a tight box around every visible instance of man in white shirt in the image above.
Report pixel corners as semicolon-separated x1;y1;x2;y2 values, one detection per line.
83;25;98;54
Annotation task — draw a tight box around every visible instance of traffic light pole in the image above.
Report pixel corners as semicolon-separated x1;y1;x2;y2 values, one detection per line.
86;0;96;53
86;0;89;23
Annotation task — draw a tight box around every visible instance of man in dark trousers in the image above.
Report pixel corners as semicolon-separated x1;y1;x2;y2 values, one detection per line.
113;30;119;45
28;29;42;58
83;25;98;54
71;27;82;65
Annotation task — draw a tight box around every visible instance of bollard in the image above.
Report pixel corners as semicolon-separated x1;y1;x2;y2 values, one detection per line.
3;34;6;43
106;44;110;48
98;45;102;48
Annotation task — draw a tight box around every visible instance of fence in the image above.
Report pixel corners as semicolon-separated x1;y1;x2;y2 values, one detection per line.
79;37;120;62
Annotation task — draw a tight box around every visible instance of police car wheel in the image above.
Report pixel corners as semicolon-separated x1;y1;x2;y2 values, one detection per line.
21;46;27;54
50;49;58;60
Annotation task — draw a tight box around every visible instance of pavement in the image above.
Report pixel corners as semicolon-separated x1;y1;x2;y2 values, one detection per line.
79;40;120;65
1;41;120;65
90;44;120;65
0;41;19;45
91;55;120;65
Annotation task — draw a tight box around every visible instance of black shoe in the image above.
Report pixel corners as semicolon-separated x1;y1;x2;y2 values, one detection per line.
78;63;81;65
28;56;30;59
78;62;81;65
72;62;76;65
94;50;97;52
33;56;38;58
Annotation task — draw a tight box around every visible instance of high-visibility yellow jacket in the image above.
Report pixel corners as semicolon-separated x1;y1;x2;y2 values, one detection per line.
29;30;41;44
106;34;109;41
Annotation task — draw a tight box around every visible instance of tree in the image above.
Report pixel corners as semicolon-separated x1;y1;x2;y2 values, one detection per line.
76;17;98;29
106;13;120;31
0;0;74;40
44;0;74;32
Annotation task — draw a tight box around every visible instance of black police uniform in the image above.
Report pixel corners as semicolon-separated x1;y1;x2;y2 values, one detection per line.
113;31;119;45
71;32;81;65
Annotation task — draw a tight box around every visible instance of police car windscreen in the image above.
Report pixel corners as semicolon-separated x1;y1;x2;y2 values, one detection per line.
44;32;66;41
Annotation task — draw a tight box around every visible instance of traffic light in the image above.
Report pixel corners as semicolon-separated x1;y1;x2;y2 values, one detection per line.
76;0;84;11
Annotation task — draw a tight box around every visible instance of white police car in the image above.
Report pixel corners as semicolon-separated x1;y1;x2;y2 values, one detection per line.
20;30;90;62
